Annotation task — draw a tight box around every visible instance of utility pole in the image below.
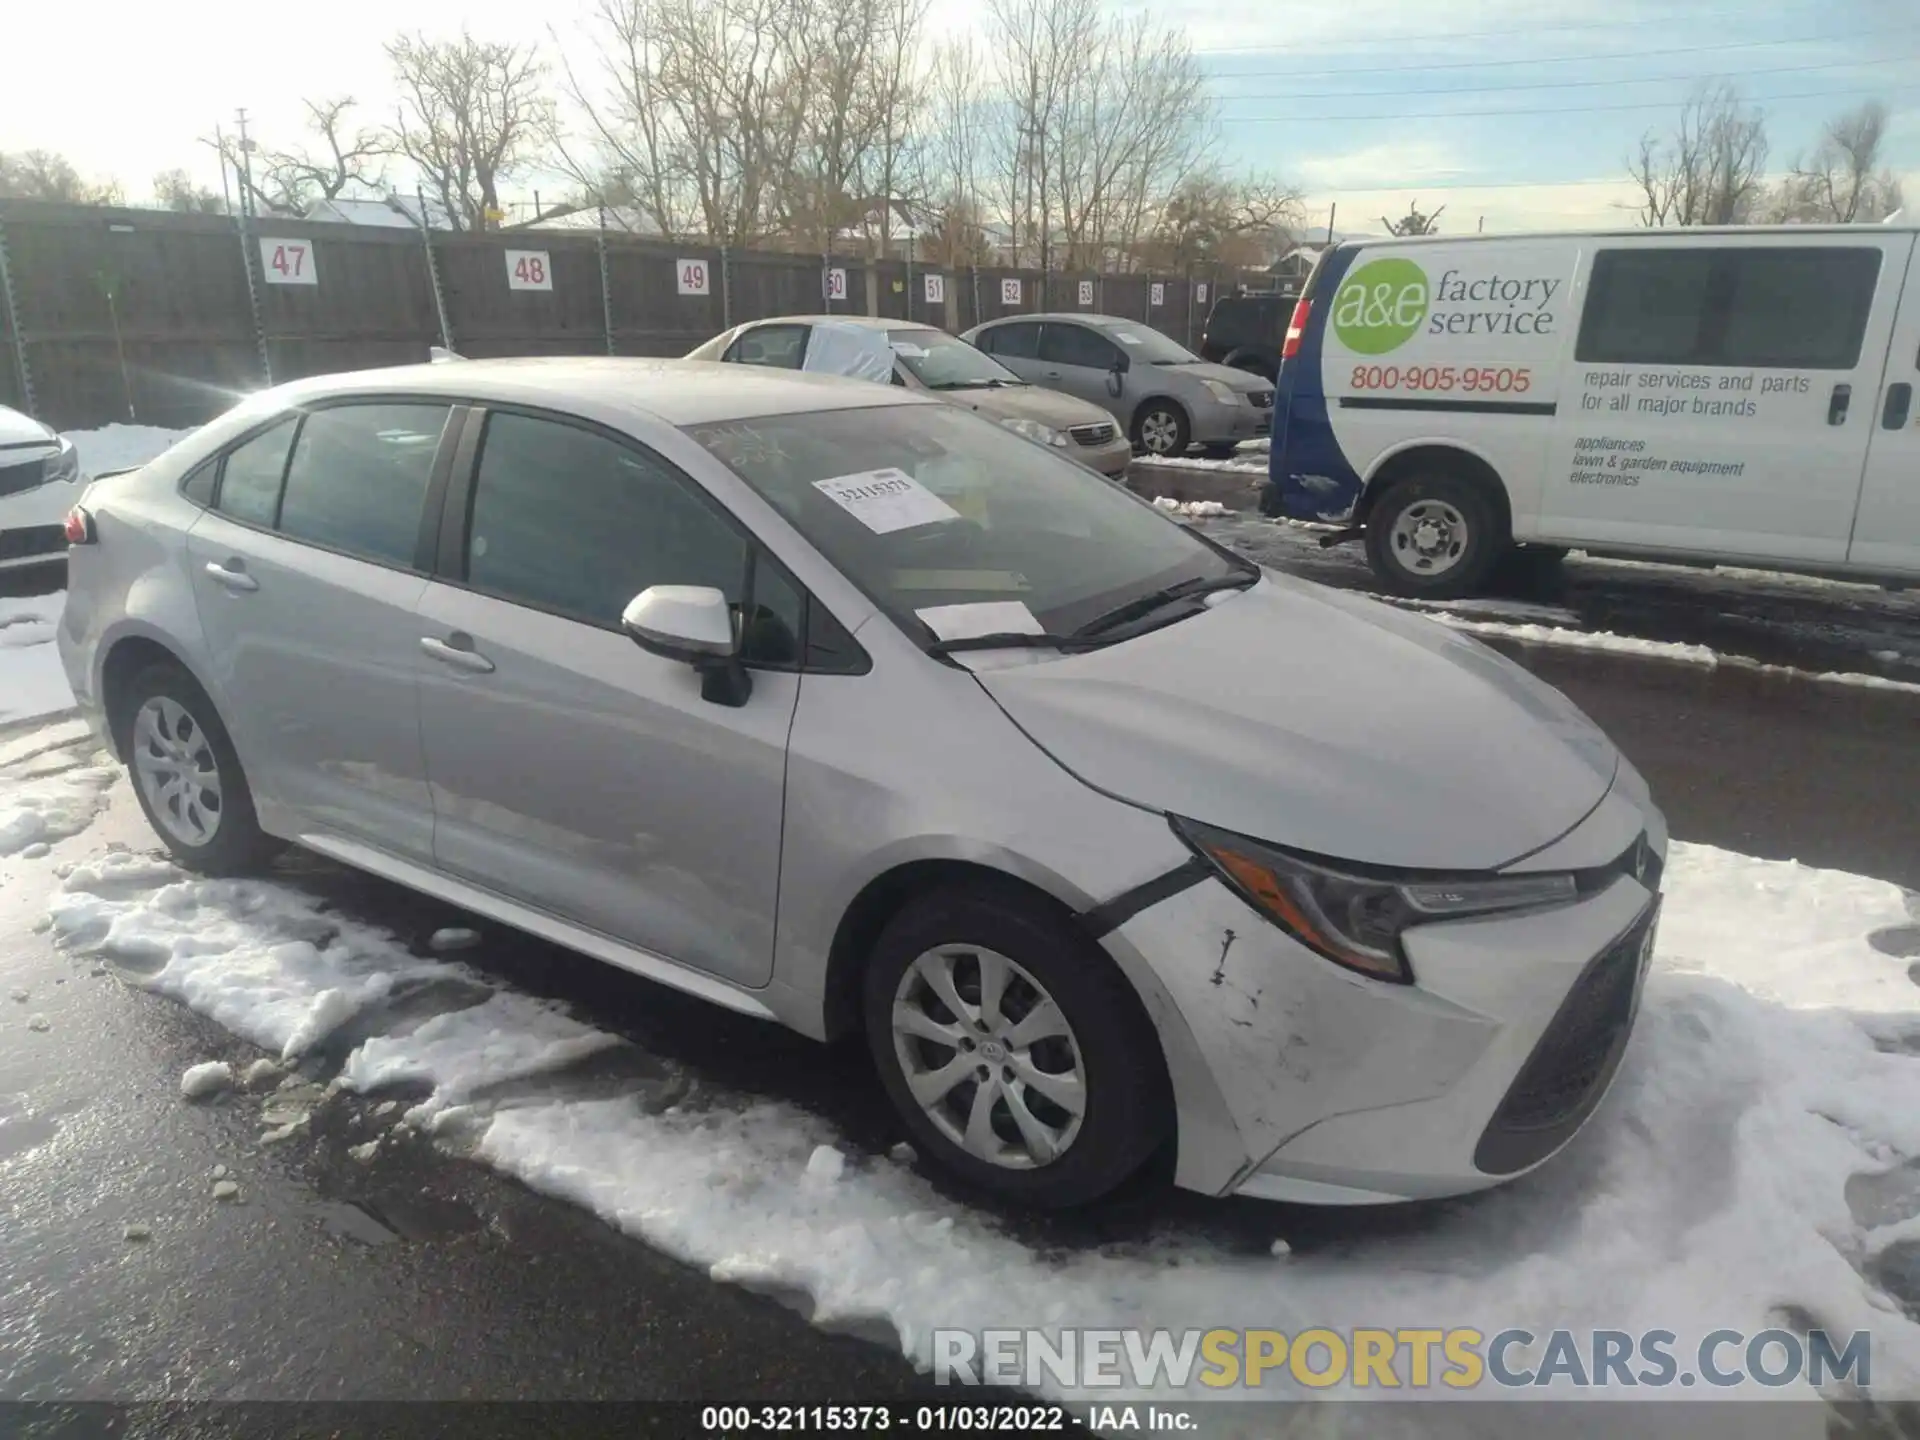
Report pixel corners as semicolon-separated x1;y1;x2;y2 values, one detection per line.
232;108;273;387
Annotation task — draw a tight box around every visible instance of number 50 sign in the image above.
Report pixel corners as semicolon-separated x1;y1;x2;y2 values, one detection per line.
259;238;317;286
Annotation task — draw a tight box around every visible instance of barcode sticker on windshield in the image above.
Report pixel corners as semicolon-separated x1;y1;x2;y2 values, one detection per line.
814;468;961;534
915;601;1045;641
890;342;929;358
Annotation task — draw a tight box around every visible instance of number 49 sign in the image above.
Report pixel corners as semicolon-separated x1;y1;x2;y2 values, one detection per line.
259;238;316;286
676;259;710;296
505;250;552;291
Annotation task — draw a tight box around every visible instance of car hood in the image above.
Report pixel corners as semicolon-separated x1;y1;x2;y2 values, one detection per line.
1159;361;1271;393
943;384;1117;430
974;575;1620;871
0;408;58;451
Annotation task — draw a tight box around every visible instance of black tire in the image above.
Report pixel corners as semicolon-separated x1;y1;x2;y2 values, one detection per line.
1364;471;1508;599
1132;401;1191;459
1200;443;1238;460
115;661;282;876
863;884;1171;1209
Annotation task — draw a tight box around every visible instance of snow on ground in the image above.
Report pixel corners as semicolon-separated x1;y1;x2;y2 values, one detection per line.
1427;615;1920;696
1142;454;1268;473
67;424;191;476
0;595;74;727
1151;497;1231;518
37;828;1920;1403
0;732;117;857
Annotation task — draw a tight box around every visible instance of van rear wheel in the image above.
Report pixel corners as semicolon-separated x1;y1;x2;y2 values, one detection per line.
1365;473;1505;599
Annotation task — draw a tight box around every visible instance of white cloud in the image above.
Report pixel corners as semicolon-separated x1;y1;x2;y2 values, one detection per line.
1291;139;1469;191
1296;178;1649;236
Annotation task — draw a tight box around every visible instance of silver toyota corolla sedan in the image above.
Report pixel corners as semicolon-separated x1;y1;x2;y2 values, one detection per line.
57;358;1666;1209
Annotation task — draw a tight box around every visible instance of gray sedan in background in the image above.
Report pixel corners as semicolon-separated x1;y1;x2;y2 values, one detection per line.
964;314;1275;459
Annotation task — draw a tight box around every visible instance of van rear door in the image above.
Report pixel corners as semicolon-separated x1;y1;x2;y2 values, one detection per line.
1543;234;1914;565
1848;240;1920;575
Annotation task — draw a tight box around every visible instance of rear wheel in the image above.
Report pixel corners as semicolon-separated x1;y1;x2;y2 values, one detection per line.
863;884;1170;1209
1133;402;1190;458
1364;472;1507;599
1200;443;1238;460
118;662;281;875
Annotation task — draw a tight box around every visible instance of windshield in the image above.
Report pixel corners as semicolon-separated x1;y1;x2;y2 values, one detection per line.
888;330;1023;390
686;404;1242;643
1103;324;1199;366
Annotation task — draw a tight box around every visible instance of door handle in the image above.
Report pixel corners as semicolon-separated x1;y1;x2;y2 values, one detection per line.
1043;370;1063;379
1828;383;1852;425
1884;382;1914;430
204;559;258;592
419;634;495;674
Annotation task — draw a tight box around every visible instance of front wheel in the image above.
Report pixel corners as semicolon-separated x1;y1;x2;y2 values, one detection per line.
1133;402;1190;458
118;662;282;875
1364;473;1506;599
863;885;1170;1209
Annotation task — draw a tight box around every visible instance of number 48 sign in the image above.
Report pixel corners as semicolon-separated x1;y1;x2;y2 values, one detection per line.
259;238;316;286
505;250;552;291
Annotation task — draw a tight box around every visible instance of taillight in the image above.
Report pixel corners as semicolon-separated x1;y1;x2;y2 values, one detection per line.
1281;300;1311;360
64;507;96;545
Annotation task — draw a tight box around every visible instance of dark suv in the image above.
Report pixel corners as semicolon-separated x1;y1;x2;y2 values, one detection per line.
1198;294;1296;381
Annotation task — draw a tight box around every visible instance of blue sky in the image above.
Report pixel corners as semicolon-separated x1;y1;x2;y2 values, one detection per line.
2;0;1914;233
1182;0;1920;231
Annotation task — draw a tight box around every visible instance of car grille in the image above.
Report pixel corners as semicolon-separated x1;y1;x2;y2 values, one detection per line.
1069;422;1117;447
1472;902;1658;1175
0;523;66;562
1249;390;1274;410
0;454;48;499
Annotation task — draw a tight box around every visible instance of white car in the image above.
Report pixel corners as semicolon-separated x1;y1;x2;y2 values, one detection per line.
0;405;85;571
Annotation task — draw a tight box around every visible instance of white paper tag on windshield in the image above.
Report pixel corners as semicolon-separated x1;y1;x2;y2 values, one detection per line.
1116;333;1143;345
889;341;929;358
914;601;1045;641
814;468;960;534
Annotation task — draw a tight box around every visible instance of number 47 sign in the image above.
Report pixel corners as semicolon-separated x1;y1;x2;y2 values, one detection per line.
259;238;316;286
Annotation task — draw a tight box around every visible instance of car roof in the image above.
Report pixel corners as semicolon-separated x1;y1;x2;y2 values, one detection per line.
263;356;936;428
745;314;940;332
975;313;1141;328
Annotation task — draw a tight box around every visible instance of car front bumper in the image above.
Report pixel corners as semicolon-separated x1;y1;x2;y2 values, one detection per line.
0;474;82;570
1073;435;1133;479
1102;829;1664;1203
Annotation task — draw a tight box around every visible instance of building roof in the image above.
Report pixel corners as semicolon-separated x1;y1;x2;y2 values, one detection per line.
303;194;456;230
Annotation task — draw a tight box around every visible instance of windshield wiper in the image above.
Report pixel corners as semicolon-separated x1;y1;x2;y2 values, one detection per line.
926;630;1098;657
1072;571;1258;639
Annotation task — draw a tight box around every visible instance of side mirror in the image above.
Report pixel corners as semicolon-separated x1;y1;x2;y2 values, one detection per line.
1106;354;1128;397
620;585;753;706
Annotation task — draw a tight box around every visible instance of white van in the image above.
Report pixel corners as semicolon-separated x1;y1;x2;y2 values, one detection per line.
1263;226;1920;596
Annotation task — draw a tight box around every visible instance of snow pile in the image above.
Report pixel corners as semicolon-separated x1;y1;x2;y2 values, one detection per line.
48;850;457;1060
40;840;1920;1400
1431;615;1920;695
179;1061;234;1099
1143;454;1267;474
67;424;190;477
1151;497;1231;518
0;595;74;726
0;759;118;857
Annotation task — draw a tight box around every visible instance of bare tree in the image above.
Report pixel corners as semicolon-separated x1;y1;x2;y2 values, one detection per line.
152;169;226;213
1772;100;1904;223
1148;171;1303;267
1380;200;1445;236
556;0;693;237
385;32;554;231
0;151;122;204
913;38;991;267
203;99;386;217
1629;82;1769;227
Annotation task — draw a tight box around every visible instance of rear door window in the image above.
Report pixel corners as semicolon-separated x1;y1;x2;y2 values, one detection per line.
726;325;809;369
275;403;450;568
983;323;1041;359
214;419;298;528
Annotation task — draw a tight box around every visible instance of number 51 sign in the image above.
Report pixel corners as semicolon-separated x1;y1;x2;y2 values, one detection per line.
259;238;316;286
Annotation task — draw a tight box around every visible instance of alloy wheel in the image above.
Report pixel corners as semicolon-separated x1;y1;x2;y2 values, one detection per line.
132;696;224;847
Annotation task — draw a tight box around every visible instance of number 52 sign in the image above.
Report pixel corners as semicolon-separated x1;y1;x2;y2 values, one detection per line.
259;238;317;286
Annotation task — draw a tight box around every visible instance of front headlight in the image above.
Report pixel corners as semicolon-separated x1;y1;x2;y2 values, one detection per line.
44;437;81;486
998;415;1070;448
1200;378;1242;405
1174;817;1578;984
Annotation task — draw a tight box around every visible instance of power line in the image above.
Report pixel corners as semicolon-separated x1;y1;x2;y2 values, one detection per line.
1206;27;1907;78
1225;82;1920;124
1193;2;1866;55
1212;51;1918;102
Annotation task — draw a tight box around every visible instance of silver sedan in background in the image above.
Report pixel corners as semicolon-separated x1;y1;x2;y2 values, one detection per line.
964;314;1275;459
